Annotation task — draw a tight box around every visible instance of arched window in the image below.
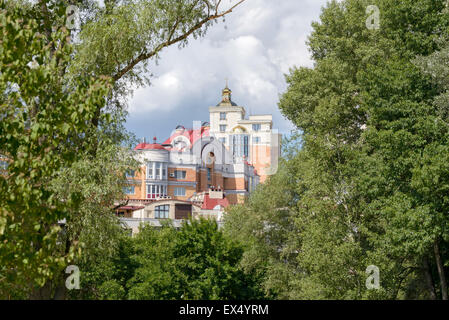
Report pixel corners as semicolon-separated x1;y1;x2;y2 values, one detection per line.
232;134;249;159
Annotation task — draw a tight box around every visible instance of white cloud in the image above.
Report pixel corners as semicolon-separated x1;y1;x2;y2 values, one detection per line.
126;0;328;139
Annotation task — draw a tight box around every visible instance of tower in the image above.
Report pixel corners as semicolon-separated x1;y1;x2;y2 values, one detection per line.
209;82;280;183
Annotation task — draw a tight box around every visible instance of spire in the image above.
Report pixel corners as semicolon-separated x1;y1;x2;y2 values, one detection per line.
217;79;237;106
222;86;231;103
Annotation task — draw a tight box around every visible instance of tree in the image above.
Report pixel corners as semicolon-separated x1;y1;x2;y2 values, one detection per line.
276;0;449;299
411;39;449;300
224;0;449;300
1;0;247;299
223;158;300;299
128;219;263;300
49;144;139;300
0;0;110;298
29;0;248;133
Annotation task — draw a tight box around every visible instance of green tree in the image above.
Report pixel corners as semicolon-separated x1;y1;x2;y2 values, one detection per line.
49;144;139;300
30;0;248;134
223;158;300;299
0;0;110;298
1;0;247;299
225;0;449;300
128;219;263;300
277;0;449;299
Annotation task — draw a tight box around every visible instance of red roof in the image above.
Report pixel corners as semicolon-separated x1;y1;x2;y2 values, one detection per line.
134;143;167;150
201;194;230;210
117;206;145;211
163;126;210;149
134;126;210;151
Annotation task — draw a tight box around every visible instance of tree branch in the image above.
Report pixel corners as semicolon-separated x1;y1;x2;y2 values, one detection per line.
112;0;246;82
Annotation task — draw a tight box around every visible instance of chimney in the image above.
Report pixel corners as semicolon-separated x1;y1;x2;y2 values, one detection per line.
209;187;223;199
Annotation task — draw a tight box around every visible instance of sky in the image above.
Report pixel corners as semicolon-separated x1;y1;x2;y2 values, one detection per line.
125;0;329;142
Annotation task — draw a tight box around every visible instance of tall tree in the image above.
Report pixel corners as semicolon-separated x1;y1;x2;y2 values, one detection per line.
0;0;110;298
1;0;247;298
225;0;449;300
277;0;449;299
31;0;247;133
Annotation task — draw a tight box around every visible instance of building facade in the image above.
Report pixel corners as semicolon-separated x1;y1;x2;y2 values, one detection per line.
117;85;280;233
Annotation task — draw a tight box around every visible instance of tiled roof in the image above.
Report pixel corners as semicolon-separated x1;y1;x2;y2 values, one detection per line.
201;194;229;210
134;143;167;150
163;126;210;149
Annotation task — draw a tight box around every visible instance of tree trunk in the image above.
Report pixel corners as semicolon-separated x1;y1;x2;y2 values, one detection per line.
53;282;67;300
423;258;437;300
29;281;52;300
434;240;448;300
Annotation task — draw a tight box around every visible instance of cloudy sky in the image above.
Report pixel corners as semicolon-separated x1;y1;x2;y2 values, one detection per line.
125;0;329;142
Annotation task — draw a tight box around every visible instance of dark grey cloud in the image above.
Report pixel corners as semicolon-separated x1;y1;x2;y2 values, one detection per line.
125;0;328;141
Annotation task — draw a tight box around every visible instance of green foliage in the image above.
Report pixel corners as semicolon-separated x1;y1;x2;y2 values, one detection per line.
0;0;111;298
1;0;246;300
66;219;263;300
98;279;126;300
74;0;222;82
225;0;449;300
68;229;136;300
128;219;263;300
223;160;300;299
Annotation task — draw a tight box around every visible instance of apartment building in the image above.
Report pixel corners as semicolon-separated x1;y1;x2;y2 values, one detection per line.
117;85;280;233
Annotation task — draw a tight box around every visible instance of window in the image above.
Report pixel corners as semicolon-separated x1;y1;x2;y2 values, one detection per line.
123;186;135;195
155;162;161;179
125;169;135;178
232;134;249;158
147;162;167;180
220;112;226;120
147;184;167;199
162;166;167;179
252;136;261;144
174;170;186;179
0;160;7;172
147;164;153;179
174;187;186;197
207;168;211;181
220;125;227;132
219;137;226;144
155;205;169;219
252;124;261;131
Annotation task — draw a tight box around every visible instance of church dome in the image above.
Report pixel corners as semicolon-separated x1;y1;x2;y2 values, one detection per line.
217;82;237;106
